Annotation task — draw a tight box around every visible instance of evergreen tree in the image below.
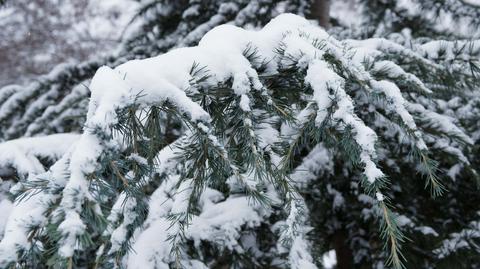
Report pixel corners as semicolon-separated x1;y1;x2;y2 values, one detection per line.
0;0;309;140
0;0;137;87
328;1;480;267
0;1;479;269
332;0;480;39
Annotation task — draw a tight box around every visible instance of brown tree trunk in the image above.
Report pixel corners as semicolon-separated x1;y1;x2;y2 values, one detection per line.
332;229;354;269
310;0;331;29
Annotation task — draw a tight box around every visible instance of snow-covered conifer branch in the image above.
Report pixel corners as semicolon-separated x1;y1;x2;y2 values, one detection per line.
0;13;477;269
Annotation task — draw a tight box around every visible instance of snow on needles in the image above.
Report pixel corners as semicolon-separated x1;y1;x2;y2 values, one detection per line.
0;134;79;178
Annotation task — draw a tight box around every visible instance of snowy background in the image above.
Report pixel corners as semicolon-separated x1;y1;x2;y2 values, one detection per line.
0;0;138;87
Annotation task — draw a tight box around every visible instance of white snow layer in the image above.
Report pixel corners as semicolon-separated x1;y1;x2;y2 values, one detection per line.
0;134;80;178
0;154;72;264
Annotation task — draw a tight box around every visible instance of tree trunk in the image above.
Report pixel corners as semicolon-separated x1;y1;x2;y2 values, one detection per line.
310;0;331;29
332;229;354;269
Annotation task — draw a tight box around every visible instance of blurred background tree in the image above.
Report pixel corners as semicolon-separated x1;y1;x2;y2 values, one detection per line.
0;0;138;87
